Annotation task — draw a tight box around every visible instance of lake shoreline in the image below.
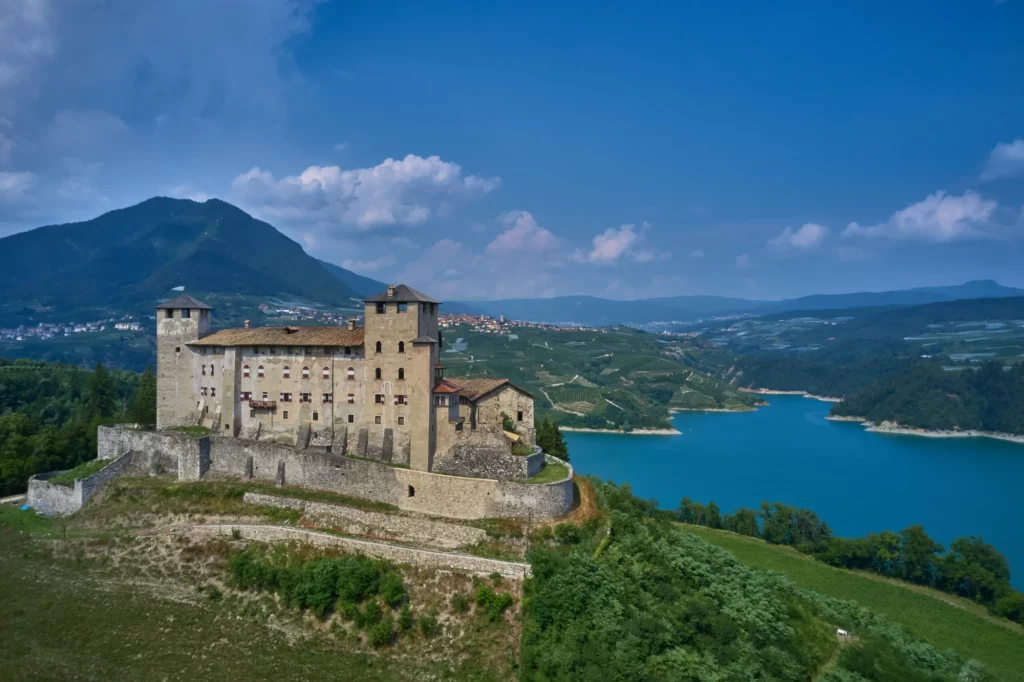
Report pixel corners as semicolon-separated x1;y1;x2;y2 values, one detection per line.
560;426;682;436
826;416;1024;445
740;387;842;403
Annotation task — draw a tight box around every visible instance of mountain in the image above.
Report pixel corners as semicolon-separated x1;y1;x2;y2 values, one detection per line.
317;259;387;298
0;197;359;322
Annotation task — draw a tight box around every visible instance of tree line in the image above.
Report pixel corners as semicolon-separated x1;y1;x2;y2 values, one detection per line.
0;358;155;495
678;497;1024;624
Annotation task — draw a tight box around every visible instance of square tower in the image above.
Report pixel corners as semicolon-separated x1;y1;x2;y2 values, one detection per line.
155;293;212;429
363;285;441;471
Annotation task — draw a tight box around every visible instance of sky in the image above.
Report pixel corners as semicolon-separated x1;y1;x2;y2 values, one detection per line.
1;1;1023;301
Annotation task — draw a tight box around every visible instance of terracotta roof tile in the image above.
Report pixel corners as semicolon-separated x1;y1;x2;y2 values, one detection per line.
447;377;534;401
189;326;365;348
156;293;212;310
433;379;461;394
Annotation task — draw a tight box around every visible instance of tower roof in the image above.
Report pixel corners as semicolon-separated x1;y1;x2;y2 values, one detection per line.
156;293;212;310
364;284;439;304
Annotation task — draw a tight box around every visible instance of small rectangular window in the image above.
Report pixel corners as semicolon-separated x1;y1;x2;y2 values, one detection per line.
517;410;523;422
283;410;289;419
313;411;319;421
374;415;381;424
348;414;354;423
211;388;216;397
250;409;256;418
397;302;407;313
175;346;181;353
182;309;191;319
398;416;405;425
165;309;173;319
375;394;384;404
348;394;355;403
376;303;386;314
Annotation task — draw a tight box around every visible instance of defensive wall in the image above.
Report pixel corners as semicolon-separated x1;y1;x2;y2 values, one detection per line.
27;450;135;516
97;426;574;520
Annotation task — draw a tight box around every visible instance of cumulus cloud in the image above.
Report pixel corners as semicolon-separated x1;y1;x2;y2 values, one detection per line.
231;154;500;231
485;211;557;254
341;255;396;273
734;253;752;269
0;170;35;200
571;222;663;265
687;249;705;260
842;190;997;242
981;139;1024;181
767;222;828;251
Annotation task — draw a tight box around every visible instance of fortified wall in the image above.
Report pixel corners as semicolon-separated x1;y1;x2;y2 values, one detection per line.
98;426;573;520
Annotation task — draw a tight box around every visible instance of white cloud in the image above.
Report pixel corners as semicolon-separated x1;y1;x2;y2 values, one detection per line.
734;253;752;269
0;0;56;114
164;184;212;203
485;211;557;254
571;222;664;265
0;170;35;201
767;222;828;251
687;249;705;260
981;139;1024;181
843;190;997;242
341;255;396;273
231;154;501;231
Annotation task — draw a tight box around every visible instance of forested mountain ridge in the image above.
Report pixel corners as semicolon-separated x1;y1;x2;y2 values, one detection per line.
0;198;366;324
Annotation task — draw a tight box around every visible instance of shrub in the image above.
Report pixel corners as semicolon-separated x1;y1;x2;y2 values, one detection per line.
204;585;223;601
367;611;394;647
451;592;470;613
377;571;406;606
398;603;414;632
554;522;581;545
512;443;533;456
355;599;382;629
230;527;242;540
418;611;440;638
490;572;504;587
475;585;514;622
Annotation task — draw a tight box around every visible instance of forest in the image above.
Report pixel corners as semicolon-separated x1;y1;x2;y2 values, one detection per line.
0;358;154;496
522;481;999;681
830;361;1024;434
677;497;1024;625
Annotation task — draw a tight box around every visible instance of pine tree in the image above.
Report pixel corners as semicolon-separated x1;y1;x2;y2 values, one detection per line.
129;365;157;426
85;362;116;422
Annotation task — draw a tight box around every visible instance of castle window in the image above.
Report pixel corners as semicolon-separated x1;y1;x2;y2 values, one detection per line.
165;309;173;319
407;485;415;498
398;416;405;425
201;365;206;376
313;411;318;421
323;393;333;403
344;346;351;355
182;309;191;319
375;341;382;354
375;394;384;404
243;365;250;378
211;388;216;397
375;367;382;380
262;392;268;400
300;393;311;403
282;366;290;378
257;365;264;378
375;415;382;424
376;303;386;315
347;393;354;403
398;368;404;380
347;367;355;380
250;409;256;418
348;414;354;423
240;392;251;401
395;395;408;405
322;367;330;379
225;423;230;430
398;341;405;353
302;366;310;378
210;365;214;376
517;410;523;422
434;395;448;407
280;392;293;402
283;410;289;419
398;302;407;313
460;396;469;406
175;346;181;353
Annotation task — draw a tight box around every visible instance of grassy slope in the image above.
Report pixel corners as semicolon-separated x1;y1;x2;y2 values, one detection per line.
684;524;1024;682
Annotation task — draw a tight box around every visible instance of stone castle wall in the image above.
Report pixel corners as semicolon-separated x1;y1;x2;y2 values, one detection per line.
28;450;135;516
97;426;573;520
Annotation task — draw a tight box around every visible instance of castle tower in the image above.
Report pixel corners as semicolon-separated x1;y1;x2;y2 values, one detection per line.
155;293;212;429
363;284;440;471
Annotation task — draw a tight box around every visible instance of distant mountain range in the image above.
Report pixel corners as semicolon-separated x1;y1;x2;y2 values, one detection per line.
0;197;379;324
448;280;1024;327
1;196;1020;328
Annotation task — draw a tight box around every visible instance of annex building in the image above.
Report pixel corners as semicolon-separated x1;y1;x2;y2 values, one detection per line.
155;285;536;474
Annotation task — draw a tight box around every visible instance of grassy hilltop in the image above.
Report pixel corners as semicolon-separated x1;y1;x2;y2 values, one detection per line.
439;324;759;430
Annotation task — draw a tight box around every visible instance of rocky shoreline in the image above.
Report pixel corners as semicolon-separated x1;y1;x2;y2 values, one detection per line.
826;417;1024;444
560;426;682;436
739;388;842;403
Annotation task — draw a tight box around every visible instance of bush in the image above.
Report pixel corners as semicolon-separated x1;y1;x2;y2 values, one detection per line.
377;571;406;606
398;603;414;632
367;611;394;647
451;592;470;613
554;522;580;545
355;599;382;629
475;585;514;622
490;572;504;587
418;611;440;638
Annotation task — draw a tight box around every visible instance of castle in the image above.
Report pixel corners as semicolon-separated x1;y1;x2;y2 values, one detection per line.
155;284;536;475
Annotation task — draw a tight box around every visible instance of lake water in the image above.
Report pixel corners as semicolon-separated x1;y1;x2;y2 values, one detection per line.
565;395;1024;587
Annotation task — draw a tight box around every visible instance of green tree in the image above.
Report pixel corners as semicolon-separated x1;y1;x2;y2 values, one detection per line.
535;419;570;461
897;525;943;585
85;362;116;422
128;365;157;426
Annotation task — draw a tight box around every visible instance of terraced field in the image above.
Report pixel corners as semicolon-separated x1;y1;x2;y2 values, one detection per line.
439;325;758;429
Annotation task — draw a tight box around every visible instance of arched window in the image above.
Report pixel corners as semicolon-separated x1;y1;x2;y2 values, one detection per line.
322;366;330;379
347;367;355;380
257;365;264;378
243;365;250;378
375;341;382;353
398;341;405;353
375;367;382;380
398;368;405;380
302;366;310;379
282;366;290;378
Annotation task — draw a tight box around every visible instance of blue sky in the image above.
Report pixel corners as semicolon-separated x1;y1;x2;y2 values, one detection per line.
1;1;1023;300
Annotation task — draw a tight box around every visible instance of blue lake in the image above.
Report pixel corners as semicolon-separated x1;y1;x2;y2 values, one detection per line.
565;395;1024;588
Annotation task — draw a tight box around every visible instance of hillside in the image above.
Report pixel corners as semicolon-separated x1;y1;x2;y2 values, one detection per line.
440;324;758;430
0;198;364;325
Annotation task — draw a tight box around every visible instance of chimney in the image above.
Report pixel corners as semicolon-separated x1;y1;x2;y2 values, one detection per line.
347;318;356;331
387;284;396;298
244;320;251;329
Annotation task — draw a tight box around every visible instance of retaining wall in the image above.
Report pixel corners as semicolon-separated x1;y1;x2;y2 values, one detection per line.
432;442;545;480
27;450;135;516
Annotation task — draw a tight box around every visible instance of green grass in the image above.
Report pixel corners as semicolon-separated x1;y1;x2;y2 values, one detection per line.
167;425;211;437
47;459;111;487
685;524;1024;682
519;459;570;484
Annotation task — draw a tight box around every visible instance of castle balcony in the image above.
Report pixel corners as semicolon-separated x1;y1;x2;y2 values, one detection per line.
249;400;277;409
